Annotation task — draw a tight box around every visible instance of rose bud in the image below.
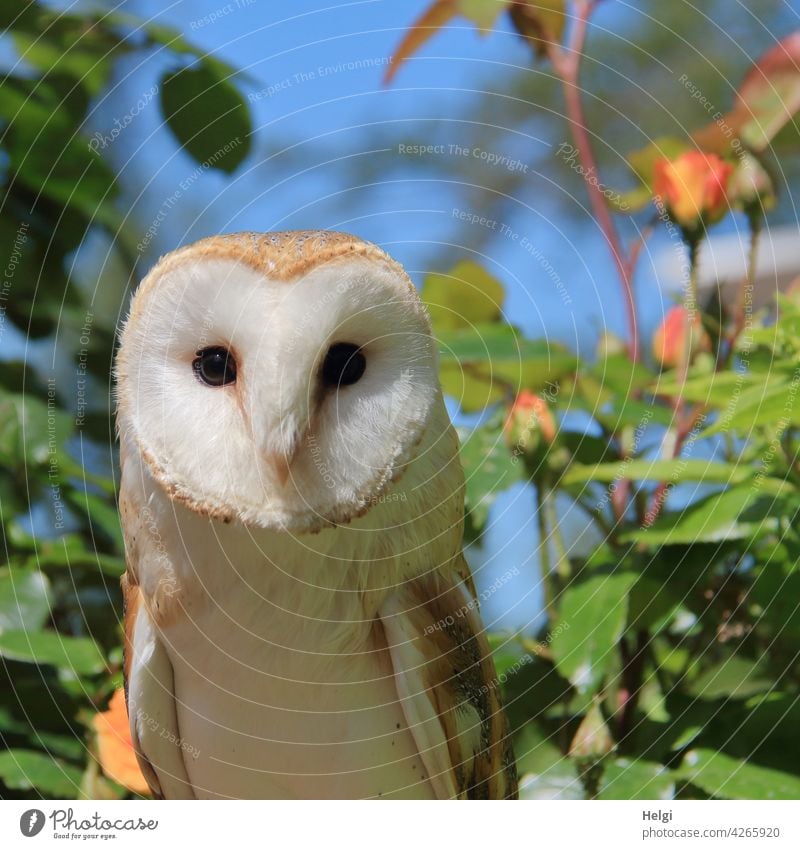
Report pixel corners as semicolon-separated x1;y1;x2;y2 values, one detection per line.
504;389;557;458
653;150;734;229
652;305;710;369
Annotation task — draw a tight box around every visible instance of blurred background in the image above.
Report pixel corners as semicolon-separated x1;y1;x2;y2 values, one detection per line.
1;0;799;800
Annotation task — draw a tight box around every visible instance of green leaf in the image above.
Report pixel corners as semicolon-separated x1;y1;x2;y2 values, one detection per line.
0;392;73;469
599;758;676;800
627;136;689;189
703;378;800;436
0;749;83;798
438;325;575;412
681;749;800;800
458;414;524;532
160;64;251;173
550;571;637;694
562;459;788;496
422;261;505;332
0;630;106;676
623;487;781;545
65;491;124;552
653;369;767;407
689;656;773;700
0;568;51;634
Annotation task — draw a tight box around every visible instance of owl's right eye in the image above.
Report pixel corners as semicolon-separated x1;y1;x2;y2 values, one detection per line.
193;347;237;387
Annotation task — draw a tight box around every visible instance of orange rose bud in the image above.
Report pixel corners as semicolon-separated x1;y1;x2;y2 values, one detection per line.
652;306;709;369
653;151;734;229
504;389;556;457
93;688;150;795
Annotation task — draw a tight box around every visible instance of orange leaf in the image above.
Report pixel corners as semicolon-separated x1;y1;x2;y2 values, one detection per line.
93;688;150;795
384;1;458;84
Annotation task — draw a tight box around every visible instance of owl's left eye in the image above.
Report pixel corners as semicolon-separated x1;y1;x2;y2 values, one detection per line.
193;347;237;387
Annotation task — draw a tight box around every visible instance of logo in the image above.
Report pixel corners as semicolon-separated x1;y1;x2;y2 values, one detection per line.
19;810;45;837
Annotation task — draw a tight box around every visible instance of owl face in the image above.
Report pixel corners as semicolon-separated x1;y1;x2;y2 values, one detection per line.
116;232;439;531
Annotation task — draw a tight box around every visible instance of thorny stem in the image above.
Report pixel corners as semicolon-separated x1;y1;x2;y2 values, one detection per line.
547;0;639;361
724;220;761;367
618;628;649;744
644;238;703;528
535;480;558;624
543;482;572;583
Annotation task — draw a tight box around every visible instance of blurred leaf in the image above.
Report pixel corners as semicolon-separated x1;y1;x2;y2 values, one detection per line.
702;378;800;435
626;136;688;190
385;2;462;84
623;487;781;545
735;31;800;151
689;656;772;700
681;749;800;800
509;0;566;60
422;261;505;331
0;630;106;675
160;64;251;173
458;414;523;531
65;492;124;552
551;571;637;694
0;749;83;798
562;459;788;496
438;325;575;411
0;568;52;634
599;758;676;800
519;763;584;799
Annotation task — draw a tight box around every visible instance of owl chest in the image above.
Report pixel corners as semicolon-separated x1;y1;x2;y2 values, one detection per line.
154;547;433;799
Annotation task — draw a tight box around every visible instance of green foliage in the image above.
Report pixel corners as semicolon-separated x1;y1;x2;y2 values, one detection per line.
436;278;800;799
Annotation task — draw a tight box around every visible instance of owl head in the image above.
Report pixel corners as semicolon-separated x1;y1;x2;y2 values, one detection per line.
115;231;442;532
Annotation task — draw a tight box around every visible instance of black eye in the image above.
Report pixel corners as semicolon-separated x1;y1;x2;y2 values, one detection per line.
321;342;366;388
192;346;237;387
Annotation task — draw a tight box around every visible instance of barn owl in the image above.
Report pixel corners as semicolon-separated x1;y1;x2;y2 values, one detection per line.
115;231;517;799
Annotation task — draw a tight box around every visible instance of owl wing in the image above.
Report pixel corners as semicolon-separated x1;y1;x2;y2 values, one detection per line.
378;555;518;799
122;573;194;798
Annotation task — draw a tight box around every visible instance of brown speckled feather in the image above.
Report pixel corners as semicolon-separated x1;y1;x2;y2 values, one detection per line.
380;556;518;799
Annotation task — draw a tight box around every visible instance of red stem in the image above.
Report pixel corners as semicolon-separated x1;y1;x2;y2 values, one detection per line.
549;1;639;361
